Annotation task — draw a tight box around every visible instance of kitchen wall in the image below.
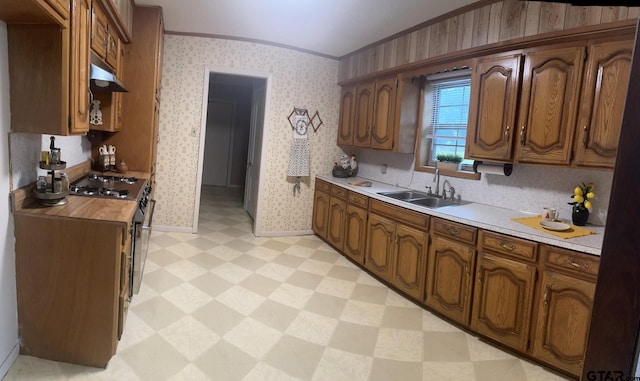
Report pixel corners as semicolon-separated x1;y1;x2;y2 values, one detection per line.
0;21;18;379
154;35;343;233
354;149;612;226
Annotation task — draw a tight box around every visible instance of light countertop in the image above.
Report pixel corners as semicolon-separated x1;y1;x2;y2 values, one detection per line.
317;175;605;256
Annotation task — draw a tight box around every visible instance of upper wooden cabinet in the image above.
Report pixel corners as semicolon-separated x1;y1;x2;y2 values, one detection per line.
0;0;70;27
91;0;120;71
516;45;585;165
7;0;90;135
466;54;522;162
100;6;164;173
337;85;356;146
338;75;420;153
574;38;633;169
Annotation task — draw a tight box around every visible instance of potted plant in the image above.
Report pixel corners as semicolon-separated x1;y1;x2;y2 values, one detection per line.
435;153;463;171
568;182;595;226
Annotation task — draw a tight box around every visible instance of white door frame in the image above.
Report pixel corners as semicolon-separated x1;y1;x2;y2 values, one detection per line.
193;66;272;235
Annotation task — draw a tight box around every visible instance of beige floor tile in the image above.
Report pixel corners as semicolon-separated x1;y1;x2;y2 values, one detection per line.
285;310;339;346
423;331;472;362
165;242;204;259
327;321;380;356
268;283;314;309
340;299;386;327
423;361;476;381
119;335;189;381
223;318;283;359
303;292;348;319
158;315;220;361
374;327;424;361
239;273;282;297
242;361;304;381
260;239;293;252
381;305;424;330
316;277;356;299
132;296;186;331
225;239;257;252
466;336;516;361
311;347;373;381
232;253;269;271
164;259;208;281
167;363;210;381
370;358;423;381
256;262;296;282
206;244;243;260
272;253;307;268
285;270;324;290
210;261;253;283
183;236;220;251
146;248;183;267
326;264;361;281
186;252;225;270
117;312;156;351
250;299;300;331
142;268;183;293
473;359;527;381
189;272;234;297
297;258;334;276
194;341;257;381
264;335;325;380
216;285;266;316
192;299;244;336
161;282;214;314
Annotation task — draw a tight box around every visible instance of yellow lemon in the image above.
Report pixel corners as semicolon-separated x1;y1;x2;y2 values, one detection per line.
574;187;583;196
584;201;592;209
586;192;595;199
574;194;584;203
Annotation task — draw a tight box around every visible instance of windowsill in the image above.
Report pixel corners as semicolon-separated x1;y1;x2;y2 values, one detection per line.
415;165;481;180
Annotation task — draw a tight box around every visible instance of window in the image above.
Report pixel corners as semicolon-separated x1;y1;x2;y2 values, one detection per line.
418;69;475;172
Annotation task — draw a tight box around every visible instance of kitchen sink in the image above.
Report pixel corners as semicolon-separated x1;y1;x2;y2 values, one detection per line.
408;197;458;208
377;190;431;201
377;190;465;208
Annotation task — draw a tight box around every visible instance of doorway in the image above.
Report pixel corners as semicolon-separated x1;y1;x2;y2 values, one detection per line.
194;67;270;234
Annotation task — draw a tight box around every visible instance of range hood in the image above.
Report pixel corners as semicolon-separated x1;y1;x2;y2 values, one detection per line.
90;64;128;92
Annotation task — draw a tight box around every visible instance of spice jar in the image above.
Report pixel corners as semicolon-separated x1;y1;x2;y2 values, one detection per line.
60;172;69;192
53;178;63;193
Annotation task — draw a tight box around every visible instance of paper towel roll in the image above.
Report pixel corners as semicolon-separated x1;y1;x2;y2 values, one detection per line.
473;161;513;176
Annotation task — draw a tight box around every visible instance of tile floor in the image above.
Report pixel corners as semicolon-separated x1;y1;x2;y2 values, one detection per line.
4;186;570;381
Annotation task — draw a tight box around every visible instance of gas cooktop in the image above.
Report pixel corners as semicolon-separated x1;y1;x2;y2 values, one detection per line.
70;173;146;201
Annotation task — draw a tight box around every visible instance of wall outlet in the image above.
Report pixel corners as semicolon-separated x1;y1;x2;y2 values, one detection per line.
381;164;387;174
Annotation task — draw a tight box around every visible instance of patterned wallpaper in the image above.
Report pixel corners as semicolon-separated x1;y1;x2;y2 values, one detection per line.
154;35;344;232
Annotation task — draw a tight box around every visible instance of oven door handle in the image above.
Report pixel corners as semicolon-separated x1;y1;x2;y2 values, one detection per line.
143;199;156;230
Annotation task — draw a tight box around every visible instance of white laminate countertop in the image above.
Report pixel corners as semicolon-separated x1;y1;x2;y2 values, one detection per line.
317;175;605;256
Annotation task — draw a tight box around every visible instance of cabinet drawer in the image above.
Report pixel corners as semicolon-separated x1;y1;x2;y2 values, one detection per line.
541;245;599;279
480;230;537;262
331;185;348;200
348;191;368;208
369;199;429;231
431;218;477;245
315;179;331;193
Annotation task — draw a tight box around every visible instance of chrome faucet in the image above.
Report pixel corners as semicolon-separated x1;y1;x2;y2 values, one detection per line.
433;169;440;198
443;180;456;201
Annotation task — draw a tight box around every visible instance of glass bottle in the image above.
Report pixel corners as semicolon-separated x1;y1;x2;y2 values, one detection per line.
60;172;69;192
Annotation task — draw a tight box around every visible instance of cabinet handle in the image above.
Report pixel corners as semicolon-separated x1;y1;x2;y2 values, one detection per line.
446;226;459;236
504;125;510;142
582;126;589;148
499;242;516;251
520;126;526;145
543;284;551;305
568;258;589;269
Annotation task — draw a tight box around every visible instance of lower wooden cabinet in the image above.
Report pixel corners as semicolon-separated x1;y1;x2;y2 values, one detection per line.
344;202;367;265
471;252;537;352
425;235;476;325
364;213;396;282
312;187;330;240
532;271;595;375
311;180;600;377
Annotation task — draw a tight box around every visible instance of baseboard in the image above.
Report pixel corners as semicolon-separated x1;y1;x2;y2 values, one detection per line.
152;225;194;234
0;342;19;379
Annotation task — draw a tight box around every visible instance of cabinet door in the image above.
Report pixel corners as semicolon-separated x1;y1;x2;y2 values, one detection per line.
337;85;356;146
574;39;633;168
532;271;595;376
425;236;475;325
390;223;427;301
69;0;91;134
91;1;109;59
44;0;70;20
312;190;330;240
344;204;367;265
370;77;397;150
365;213;395;282
466;54;522;161
327;197;346;251
471;252;537;351
354;82;374;148
106;32;119;69
516;46;584;165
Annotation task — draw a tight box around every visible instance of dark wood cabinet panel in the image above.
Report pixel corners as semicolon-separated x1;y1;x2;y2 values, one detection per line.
391;224;427;300
365;213;395;282
337;85;356;146
344;203;367;265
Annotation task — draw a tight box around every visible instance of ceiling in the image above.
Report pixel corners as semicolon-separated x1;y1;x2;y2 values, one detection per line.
133;0;478;58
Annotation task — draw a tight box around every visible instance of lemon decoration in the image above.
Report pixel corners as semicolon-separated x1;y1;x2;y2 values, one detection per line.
574;187;583;196
574;194;584;203
584;201;592;209
586;192;595;199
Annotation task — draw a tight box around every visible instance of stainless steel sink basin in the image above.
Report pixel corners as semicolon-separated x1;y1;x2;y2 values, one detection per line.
378;190;465;208
377;190;431;201
408;197;458;208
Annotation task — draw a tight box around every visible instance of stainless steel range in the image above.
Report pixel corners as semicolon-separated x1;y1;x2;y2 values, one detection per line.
70;173;155;296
